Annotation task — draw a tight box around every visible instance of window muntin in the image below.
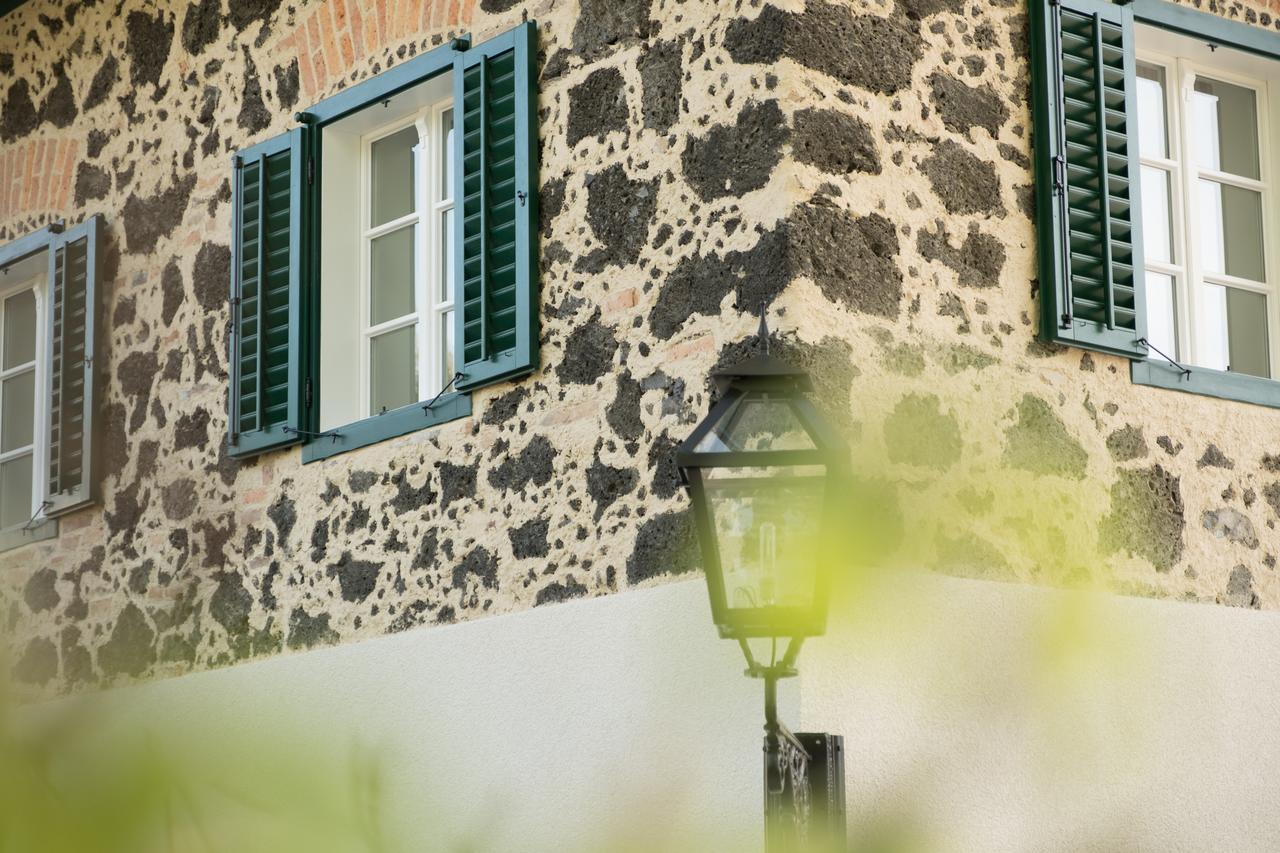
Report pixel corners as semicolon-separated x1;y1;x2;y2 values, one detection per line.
1137;29;1278;379
0;274;43;531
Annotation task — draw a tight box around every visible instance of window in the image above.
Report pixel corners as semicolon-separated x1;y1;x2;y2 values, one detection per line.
0;267;44;532
318;74;456;431
227;23;540;462
0;215;104;551
1030;0;1280;406
1137;28;1278;378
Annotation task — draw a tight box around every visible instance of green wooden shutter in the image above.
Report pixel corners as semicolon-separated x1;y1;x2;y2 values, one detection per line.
452;22;539;392
228;129;309;457
1030;0;1147;358
43;215;102;516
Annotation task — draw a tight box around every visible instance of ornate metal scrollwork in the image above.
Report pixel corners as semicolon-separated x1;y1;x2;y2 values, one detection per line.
764;724;812;851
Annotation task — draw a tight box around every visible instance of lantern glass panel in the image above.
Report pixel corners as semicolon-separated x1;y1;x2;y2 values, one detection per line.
694;394;817;454
704;464;825;617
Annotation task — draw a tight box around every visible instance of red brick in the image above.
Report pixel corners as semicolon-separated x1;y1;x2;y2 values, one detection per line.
294;27;318;99
664;334;715;362
388;0;402;41
317;7;343;82
348;0;370;57
308;17;328;91
338;22;356;70
332;0;357;67
21;142;36;211
58;140;78;209
602;288;639;314
374;0;388;50
2;150;11;216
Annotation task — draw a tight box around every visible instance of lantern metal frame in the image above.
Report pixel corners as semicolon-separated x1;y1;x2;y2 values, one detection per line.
677;314;849;851
675;328;849;650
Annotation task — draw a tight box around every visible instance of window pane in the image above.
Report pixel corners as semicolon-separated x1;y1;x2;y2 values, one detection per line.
1141;166;1173;264
440;108;454;203
1191;77;1260;180
441;310;455;386
1136;62;1168;160
1200;284;1270;377
371;125;419;227
1226;287;1270;378
1145;272;1177;359
0;452;32;529
370;325;417;414
1198;180;1266;282
2;289;36;369
0;369;34;452
440;207;455;303
370;225;416;325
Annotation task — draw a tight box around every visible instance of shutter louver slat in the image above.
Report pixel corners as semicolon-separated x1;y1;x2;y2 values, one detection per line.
227;128;309;458
453;22;539;393
1031;0;1148;358
43;215;102;516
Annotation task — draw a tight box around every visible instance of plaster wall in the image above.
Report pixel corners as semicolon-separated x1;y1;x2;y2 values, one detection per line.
2;0;1280;695
55;575;1280;852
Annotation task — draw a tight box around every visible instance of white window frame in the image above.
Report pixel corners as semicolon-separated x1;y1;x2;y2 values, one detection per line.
357;96;455;418
0;272;46;531
1137;34;1280;378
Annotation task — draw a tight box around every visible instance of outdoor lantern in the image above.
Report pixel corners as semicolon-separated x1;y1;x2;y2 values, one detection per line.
677;313;850;852
676;314;849;672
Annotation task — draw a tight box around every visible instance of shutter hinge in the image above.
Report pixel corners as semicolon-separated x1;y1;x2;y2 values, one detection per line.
517;190;528;207
1052;154;1067;195
305;376;313;409
307;157;315;185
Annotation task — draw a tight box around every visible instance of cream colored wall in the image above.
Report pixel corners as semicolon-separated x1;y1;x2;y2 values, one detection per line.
41;576;1280;851
804;571;1280;852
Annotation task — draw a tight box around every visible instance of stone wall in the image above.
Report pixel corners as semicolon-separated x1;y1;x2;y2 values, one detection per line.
2;0;1279;693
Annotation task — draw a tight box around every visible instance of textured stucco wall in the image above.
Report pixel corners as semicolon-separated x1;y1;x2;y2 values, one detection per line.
2;0;1280;694
32;576;1280;851
35;580;785;852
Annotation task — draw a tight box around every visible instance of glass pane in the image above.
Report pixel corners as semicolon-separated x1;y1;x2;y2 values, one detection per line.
441;310;455;386
370;325;417;414
1136;62;1168;160
694;395;816;454
1191;77;1260;180
1200;284;1270;377
370;225;416;325
1141;166;1173;264
0;452;32;529
1145;271;1177;360
1227;287;1270;377
704;468;824;613
1198;180;1265;282
2;289;36;369
0;369;34;452
370;125;419;227
440;207;455;303
440;108;454;202
1200;283;1229;371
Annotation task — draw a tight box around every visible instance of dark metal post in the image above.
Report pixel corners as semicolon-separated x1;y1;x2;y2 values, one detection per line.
759;667;846;852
